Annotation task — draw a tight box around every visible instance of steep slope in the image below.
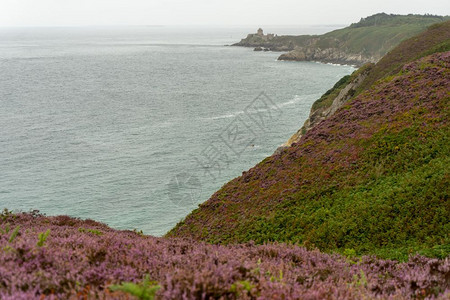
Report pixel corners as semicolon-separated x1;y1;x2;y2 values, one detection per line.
284;20;450;147
233;13;449;66
281;63;374;148
168;24;450;260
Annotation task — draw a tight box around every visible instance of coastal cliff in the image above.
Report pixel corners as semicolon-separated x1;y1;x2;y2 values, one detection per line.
232;28;306;52
1;17;450;300
233;13;449;66
169;21;450;260
281;63;373;149
278;48;376;66
279;16;450;149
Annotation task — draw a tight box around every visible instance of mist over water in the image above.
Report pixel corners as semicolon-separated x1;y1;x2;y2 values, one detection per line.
0;26;354;235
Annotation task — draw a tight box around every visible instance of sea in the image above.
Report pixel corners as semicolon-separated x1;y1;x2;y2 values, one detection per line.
0;26;355;236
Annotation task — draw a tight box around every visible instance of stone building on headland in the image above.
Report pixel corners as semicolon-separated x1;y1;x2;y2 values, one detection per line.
247;28;276;41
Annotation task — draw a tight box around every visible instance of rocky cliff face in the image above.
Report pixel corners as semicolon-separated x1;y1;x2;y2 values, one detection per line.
232;36;296;52
169;50;450;258
283;65;372;148
233;14;449;66
278;48;377;66
169;21;450;259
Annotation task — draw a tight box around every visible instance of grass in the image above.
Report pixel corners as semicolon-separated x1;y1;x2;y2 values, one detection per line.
356;20;450;94
311;63;373;112
109;275;160;300
168;39;450;261
236;13;449;64
311;75;351;110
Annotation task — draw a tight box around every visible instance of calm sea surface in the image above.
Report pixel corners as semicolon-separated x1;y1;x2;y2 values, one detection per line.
0;26;354;235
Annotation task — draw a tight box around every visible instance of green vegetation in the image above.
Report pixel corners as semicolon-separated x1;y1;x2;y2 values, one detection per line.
8;226;20;243
109;275;160;300
246;127;449;260
349;13;449;28
169;21;450;261
356;20;450;93
3;212;448;298
78;227;103;236
37;229;50;247
1;14;449;300
235;13;449;65
311;63;374;112
311;75;351;110
319;13;449;56
230;280;255;297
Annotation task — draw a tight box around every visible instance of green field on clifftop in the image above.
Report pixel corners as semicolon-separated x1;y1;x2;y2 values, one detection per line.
235;13;450;65
318;14;449;55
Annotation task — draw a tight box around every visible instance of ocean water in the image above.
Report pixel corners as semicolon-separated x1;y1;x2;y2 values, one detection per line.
0;26;354;235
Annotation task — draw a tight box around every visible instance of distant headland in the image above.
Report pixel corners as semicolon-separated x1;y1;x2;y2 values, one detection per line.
232;13;450;66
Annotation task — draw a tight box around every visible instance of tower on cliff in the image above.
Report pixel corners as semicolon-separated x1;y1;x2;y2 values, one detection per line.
257;28;264;36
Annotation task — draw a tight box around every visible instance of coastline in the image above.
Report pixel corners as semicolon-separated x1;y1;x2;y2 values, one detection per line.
232;38;376;67
233;14;449;67
1;17;450;299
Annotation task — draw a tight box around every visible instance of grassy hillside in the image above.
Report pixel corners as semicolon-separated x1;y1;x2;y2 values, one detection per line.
319;14;449;55
235;13;449;65
356;20;450;93
1;17;450;300
284;20;450;146
169;22;450;261
310;63;373;112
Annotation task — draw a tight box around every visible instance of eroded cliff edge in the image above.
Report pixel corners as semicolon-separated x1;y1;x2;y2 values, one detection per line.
280;63;373;151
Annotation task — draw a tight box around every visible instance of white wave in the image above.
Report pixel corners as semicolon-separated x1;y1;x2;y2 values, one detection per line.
204;94;321;121
277;95;304;108
154;120;174;128
204;111;244;121
277;94;322;108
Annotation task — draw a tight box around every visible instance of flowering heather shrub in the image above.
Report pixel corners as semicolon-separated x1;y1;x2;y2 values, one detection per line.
356;20;450;94
0;212;449;299
168;51;450;260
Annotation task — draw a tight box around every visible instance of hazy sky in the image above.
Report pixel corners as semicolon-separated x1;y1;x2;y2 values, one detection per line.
1;0;449;27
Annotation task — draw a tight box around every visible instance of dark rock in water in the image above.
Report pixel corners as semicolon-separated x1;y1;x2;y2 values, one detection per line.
263;48;270;51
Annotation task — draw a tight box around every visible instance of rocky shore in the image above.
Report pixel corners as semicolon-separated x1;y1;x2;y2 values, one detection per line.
232;27;297;52
277;48;376;67
232;27;380;66
232;14;449;66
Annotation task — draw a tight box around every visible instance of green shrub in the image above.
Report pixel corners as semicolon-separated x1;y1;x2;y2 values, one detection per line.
37;229;50;247
109;275;160;300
